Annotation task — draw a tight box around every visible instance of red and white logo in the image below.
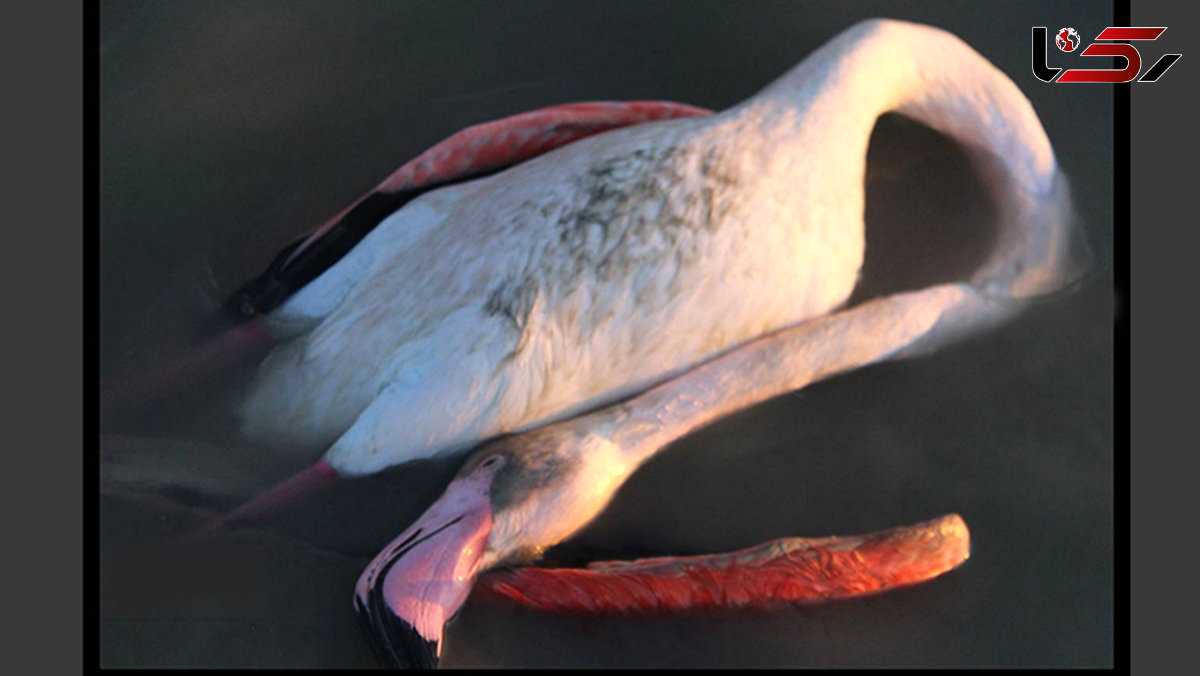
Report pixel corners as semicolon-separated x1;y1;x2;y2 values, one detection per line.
1033;26;1182;83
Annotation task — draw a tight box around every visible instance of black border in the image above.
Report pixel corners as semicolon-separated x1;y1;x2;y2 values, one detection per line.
1114;0;1130;671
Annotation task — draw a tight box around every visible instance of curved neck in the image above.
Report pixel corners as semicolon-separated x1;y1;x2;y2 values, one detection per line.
605;284;984;470
753;19;1057;197
747;19;1084;300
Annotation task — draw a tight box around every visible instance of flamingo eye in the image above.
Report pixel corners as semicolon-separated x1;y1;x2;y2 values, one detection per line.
480;456;500;468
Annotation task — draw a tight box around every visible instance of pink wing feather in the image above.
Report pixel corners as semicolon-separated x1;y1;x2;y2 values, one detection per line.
476;514;970;614
282;100;714;267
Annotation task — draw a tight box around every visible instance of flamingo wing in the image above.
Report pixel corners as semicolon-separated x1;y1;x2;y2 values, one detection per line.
227;101;713;319
105;101;712;420
475;514;970;614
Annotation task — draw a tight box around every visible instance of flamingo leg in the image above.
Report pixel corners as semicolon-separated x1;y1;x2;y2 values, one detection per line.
101;318;277;422
187;460;342;540
475;514;969;614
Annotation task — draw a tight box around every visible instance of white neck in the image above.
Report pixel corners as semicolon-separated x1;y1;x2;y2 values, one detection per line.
747;19;1082;299
755;20;1055;194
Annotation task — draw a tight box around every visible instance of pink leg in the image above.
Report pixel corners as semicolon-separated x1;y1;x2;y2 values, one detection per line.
188;460;341;540
476;514;969;613
102;318;277;420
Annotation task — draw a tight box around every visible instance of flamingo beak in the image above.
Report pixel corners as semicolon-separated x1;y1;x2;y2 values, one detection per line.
353;468;497;668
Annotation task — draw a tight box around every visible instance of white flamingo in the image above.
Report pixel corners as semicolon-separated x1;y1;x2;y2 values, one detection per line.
131;20;1091;666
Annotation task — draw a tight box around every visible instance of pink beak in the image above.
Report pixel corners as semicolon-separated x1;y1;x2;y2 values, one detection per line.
353;467;497;668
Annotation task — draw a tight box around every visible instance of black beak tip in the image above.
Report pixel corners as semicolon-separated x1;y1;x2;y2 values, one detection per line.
356;595;441;669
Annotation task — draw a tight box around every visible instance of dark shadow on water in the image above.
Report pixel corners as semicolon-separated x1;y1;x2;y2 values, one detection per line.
849;113;999;307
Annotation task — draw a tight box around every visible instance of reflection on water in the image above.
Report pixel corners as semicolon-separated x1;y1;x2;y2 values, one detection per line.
100;0;1113;668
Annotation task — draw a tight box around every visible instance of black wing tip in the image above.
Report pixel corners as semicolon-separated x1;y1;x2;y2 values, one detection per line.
224;267;291;320
225;190;420;320
355;594;441;669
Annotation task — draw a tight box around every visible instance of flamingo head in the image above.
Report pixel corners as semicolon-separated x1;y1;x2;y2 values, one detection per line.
353;425;636;667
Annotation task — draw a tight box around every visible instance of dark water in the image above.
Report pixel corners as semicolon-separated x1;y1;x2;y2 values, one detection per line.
99;0;1113;668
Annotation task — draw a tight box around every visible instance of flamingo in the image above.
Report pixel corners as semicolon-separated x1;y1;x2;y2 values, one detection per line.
91;7;1104;667
102;17;1088;666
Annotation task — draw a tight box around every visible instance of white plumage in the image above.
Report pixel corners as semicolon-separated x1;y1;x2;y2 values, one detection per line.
239;20;1063;476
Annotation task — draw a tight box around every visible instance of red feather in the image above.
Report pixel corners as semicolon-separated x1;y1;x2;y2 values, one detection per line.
476;514;969;614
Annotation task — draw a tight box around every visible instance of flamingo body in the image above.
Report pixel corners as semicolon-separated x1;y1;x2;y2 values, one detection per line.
245;91;866;475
